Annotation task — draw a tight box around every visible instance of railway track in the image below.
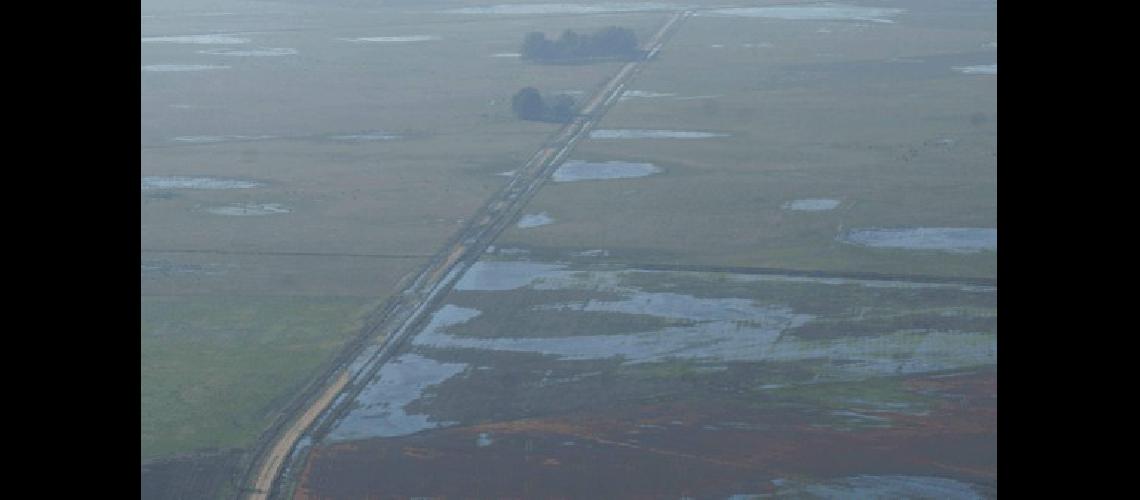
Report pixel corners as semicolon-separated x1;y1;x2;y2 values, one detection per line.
240;10;692;500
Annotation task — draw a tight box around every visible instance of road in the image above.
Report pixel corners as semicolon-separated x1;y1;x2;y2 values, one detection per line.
241;10;692;500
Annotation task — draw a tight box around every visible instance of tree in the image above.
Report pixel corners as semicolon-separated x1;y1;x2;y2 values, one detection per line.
592;26;637;56
511;87;545;120
522;31;551;59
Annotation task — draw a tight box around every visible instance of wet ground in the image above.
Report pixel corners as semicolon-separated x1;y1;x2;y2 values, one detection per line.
296;258;996;498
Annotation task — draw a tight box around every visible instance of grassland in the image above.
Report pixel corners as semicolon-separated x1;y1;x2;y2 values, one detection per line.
141;0;684;494
495;1;997;278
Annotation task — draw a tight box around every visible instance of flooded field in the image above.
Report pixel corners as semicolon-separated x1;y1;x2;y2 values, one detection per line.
701;5;905;23
141;176;262;190
198;47;297;57
339;36;441;43
204;203;290;216
954;64;997;75
142;64;230;72
841;228;997;253
517;212;554;228
445;2;678;15
589;129;727;139
784;198;841;211
299;257;997;498
141;34;249;44
552;160;661;182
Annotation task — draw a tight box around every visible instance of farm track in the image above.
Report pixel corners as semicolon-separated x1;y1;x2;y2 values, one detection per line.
239;10;693;500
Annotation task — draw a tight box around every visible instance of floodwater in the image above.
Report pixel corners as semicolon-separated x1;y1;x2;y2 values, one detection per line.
327;132;399;142
445;3;678;15
954;64;997;75
589;129;727;139
142;176;262;190
204;203;290;216
197;47;297;57
340;36;440;43
415;260;994;374
517;212;554;228
703;5;905;23
327;353;467;441
172;135;276;143
553;160;661;182
141;34;250;44
621;90;676;99
783;198;841;211
143;64;230;72
841;227;997;253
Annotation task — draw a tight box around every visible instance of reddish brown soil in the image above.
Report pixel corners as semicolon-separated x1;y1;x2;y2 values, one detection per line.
294;372;995;499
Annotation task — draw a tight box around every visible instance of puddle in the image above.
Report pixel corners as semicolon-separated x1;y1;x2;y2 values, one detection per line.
841;228;996;253
340;36;440;43
172;135;276;143
141;176;262;190
476;433;494;447
454;261;571;291
141;34;250;44
445;3;677;15
142;64;229;72
620;90;676;99
783;199;841;211
491;52;521;58
141;259;228;276
589;129;726;139
953;64;997;75
553;160;661;182
702;5;904;23
197;47;297;57
517;212;554;228
327;132;400;142
572;249;610;258
328;353;468;441
204;203;290;216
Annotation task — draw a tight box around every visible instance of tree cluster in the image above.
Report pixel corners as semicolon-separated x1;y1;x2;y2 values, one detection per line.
511;87;576;123
521;26;640;62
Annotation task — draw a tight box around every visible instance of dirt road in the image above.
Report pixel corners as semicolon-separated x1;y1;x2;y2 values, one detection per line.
240;11;691;499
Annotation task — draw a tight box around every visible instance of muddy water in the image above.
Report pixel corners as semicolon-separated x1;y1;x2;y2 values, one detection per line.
841;227;997;253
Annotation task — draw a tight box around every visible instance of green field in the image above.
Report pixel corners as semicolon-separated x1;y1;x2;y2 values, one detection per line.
496;4;996;278
141;0;679;480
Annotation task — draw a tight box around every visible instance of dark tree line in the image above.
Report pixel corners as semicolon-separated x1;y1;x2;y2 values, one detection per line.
521;26;640;62
511;87;576;123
